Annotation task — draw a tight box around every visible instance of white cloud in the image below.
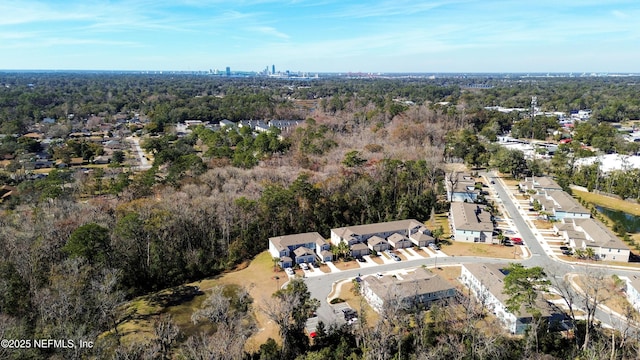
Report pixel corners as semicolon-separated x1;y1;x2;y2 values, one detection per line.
250;26;290;39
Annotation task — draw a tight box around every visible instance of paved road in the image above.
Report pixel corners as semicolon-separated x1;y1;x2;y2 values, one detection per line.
305;170;640;333
485;170;640;332
126;136;152;170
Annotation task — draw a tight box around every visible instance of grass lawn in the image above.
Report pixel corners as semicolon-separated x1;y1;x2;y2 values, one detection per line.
431;213;451;239
443;241;524;259
502;178;521;187
572;189;640;217
533;220;554;229
115;251;283;352
336;281;380;326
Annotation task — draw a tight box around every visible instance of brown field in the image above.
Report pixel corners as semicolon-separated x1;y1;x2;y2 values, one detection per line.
502;178;521;187
533;220;554;229
334;260;359;271
369;256;385;265
443;241;524;259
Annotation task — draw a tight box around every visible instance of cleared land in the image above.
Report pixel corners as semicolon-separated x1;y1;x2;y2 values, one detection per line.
443;241;526;259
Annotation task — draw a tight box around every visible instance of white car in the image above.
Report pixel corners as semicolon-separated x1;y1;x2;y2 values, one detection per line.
285;268;294;276
300;263;309;270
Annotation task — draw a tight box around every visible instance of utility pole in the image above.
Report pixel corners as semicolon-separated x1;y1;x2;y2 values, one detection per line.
531;96;537;140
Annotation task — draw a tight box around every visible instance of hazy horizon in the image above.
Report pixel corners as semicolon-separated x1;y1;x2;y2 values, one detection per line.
2;1;640;73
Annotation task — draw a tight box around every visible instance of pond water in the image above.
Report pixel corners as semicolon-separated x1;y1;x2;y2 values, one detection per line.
595;205;640;233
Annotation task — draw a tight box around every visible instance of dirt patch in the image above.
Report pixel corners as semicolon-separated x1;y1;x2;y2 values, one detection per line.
334;260;358;271
533;220;554;229
502;178;521;187
414;248;431;257
443;241;524;259
369;256;384;265
430;265;461;286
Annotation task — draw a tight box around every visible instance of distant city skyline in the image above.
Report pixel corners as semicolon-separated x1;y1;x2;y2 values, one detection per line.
1;1;640;73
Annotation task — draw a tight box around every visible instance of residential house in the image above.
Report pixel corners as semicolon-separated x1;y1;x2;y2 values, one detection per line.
460;263;552;334
387;233;412;249
361;268;456;312
554;218;630;262
93;155;112;165
409;231;435;247
351;243;370;258
219;119;235;127
625;276;640;313
449;202;494;243
330;219;428;256
268;120;303;132
447;173;479;202
367;236;390;253
532;191;590;220
268;232;332;268
519;176;562;193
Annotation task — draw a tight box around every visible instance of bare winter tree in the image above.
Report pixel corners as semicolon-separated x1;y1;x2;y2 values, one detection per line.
153;314;181;360
576;270;610;352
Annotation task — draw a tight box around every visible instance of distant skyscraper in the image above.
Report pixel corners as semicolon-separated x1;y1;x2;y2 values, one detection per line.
272;64;275;74
226;67;231;76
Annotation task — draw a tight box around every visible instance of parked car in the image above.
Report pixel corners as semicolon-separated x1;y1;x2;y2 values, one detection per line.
375;272;383;278
356;257;366;263
562;249;573;256
300;263;309;270
511;237;523;245
428;243;440;250
560;246;570;252
502;239;514;246
285;267;294;276
342;308;357;321
490;180;495;184
392;255;401;262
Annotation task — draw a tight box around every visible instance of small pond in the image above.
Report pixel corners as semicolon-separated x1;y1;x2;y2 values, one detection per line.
595;205;640;233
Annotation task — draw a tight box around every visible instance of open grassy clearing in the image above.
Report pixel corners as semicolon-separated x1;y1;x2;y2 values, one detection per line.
115;251;283;352
572;189;640;217
431;213;452;239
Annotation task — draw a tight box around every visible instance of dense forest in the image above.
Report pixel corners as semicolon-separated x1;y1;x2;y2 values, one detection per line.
1;73;640;359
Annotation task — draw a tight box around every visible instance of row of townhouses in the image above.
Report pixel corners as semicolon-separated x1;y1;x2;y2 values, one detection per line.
268;219;437;269
445;173;495;244
521;176;631;262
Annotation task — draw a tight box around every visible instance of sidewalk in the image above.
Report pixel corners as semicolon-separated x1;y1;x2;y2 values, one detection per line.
325;261;341;273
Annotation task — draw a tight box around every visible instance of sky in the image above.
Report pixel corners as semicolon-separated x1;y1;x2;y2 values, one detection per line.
1;0;640;73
